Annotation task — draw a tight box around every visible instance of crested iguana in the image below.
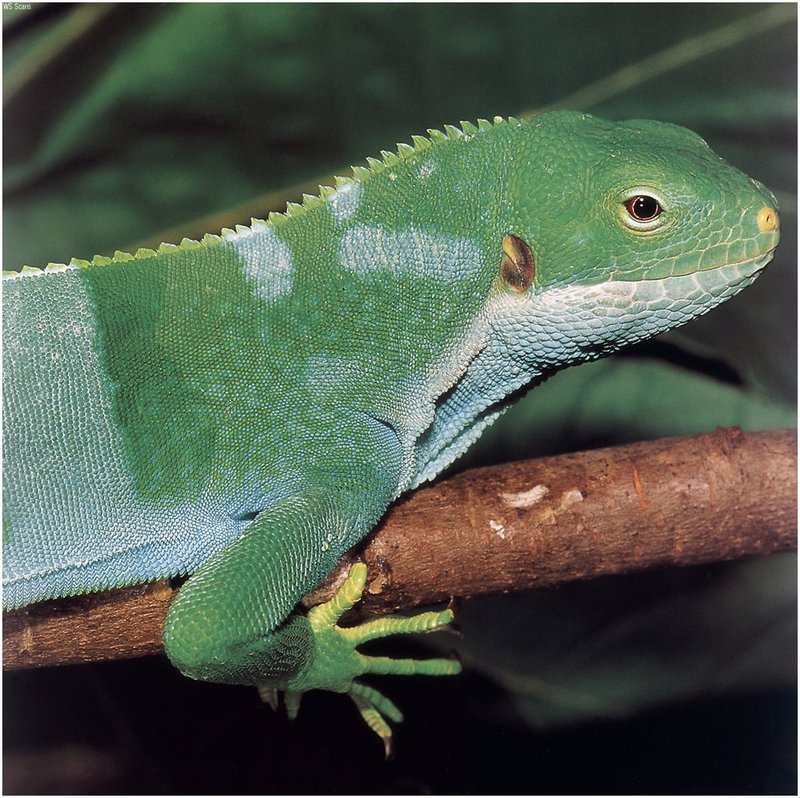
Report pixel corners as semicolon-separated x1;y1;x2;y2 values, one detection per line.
3;111;780;753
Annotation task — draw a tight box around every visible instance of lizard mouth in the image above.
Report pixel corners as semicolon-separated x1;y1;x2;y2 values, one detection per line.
718;247;776;280
630;247;776;285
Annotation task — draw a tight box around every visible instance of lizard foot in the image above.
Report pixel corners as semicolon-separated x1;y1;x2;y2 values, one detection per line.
258;562;460;756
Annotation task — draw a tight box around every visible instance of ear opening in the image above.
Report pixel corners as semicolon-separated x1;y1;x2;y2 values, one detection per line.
500;235;535;292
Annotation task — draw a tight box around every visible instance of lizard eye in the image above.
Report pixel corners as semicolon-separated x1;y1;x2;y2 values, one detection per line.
624;194;662;222
619;191;667;233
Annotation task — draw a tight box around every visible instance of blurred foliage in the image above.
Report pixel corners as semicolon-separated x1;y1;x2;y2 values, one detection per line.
3;3;796;793
458;556;796;727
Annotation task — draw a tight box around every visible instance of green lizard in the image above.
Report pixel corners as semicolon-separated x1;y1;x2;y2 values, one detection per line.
3;111;779;753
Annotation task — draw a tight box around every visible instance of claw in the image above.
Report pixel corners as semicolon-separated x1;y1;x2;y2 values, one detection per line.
257;685;280;711
284;690;303;720
257;686;303;719
349;683;402;759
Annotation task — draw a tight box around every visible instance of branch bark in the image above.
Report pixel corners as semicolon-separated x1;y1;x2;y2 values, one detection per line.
4;427;796;671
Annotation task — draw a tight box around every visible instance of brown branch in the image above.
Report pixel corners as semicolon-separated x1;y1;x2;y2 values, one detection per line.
4;428;796;671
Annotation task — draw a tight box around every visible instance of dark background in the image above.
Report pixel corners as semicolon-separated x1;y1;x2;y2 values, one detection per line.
4;3;796;793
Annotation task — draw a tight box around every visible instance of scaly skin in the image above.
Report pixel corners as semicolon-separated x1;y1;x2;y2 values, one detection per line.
2;112;779;748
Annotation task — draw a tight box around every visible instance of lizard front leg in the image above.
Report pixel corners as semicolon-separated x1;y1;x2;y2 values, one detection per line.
163;486;459;752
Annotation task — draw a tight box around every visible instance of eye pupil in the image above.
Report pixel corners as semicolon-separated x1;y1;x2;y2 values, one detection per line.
625;195;661;222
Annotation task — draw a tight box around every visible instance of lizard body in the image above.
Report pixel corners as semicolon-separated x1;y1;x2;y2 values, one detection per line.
3;111;779;749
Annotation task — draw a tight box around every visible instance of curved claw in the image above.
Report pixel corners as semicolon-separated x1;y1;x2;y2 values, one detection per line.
349;682;403;759
284;690;303;720
257;685;279;711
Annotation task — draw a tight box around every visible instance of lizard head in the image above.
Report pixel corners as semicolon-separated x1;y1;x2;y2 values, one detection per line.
496;111;779;365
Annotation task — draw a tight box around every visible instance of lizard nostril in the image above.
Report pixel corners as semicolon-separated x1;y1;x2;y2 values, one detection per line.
757;206;778;232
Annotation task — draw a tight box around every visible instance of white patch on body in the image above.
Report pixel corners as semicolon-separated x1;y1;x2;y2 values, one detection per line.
338;224;484;281
416;160;436;179
328;182;363;222
231;227;294;301
303;354;365;394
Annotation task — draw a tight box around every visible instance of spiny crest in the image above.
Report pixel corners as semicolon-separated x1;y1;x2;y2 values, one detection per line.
3;116;514;278
337;115;509;185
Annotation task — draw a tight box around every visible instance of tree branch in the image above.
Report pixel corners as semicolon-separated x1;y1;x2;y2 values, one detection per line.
4;428;795;671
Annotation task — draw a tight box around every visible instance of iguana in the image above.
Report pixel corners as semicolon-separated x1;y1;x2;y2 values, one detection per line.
3;111;780;753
